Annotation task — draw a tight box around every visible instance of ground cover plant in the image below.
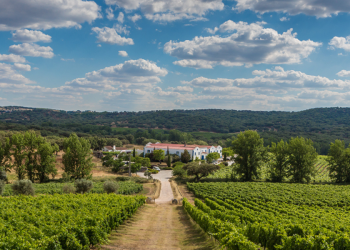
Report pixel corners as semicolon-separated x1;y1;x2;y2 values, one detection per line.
0;194;145;249
185;182;350;249
1;180;143;196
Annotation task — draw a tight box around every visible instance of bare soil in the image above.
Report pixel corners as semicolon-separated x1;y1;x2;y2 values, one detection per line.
97;204;219;250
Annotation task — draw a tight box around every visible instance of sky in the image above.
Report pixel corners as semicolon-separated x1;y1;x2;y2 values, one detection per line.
1;0;350;112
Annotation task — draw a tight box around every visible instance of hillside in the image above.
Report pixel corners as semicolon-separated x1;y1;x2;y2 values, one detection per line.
1;106;350;154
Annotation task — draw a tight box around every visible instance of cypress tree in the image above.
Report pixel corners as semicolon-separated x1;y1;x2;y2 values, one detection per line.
133;148;136;157
167;146;171;168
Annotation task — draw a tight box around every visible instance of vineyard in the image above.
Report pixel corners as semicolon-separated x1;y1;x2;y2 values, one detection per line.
1;181;143;196
0;194;145;249
184;182;350;249
207;155;331;183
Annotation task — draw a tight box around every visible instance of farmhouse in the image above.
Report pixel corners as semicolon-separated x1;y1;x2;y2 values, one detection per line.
102;145;131;153
143;142;222;160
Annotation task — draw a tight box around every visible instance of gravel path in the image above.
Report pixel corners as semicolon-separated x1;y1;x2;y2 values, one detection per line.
151;170;173;204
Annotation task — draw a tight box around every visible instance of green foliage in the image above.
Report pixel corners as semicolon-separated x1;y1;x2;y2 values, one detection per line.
74;179;93;194
183;162;220;182
131;163;142;173
0;194;145;249
166;147;171;168
153;149;165;163
0;138;11;172
222;147;233;161
148;169;159;174
172;165;187;178
327;139;350;183
63;133;93;179
0;180;4;196
0;170;7;182
206;152;220;163
287;137;318;183
11;179;35;196
36;141;57;182
232;130;267;181
186;182;350;249
62;184;76;194
269;139;289;182
133;156;151;167
11;133;27;180
144;170;153;179
112;158;125;173
181;149;191;163
103;180;119;194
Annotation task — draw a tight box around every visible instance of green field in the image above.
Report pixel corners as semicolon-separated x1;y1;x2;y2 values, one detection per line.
185;182;350;249
0;194;145;249
2;180;143;196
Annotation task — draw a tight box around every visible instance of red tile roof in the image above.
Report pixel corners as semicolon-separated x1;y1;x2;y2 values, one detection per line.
145;143;212;150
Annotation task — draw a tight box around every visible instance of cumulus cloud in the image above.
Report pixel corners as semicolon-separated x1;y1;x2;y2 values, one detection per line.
13;63;31;71
106;7;115;20
329;36;350;52
0;63;34;85
280;17;289;21
337;70;350;77
118;51;128;57
128;14;142;23
234;0;350;18
9;43;54;58
11;29;51;43
0;0;101;31
117;12;124;23
91;27;134;45
168;86;194;92
0;54;26;63
165;20;321;69
65;59;168;91
105;0;224;22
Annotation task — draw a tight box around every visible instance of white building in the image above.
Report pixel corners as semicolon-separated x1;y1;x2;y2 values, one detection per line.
102;145;131;153
143;142;222;161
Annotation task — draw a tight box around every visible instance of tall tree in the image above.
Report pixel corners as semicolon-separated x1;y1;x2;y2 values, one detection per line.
222;148;233;161
269;140;289;182
327;140;350;183
153;149;165;163
24;131;44;182
62;133;93;179
11;133;27;180
133;148;136;157
232;130;267;181
181;149;191;163
287;137;318;183
0;138;11;172
37;142;57;183
167;146;171;168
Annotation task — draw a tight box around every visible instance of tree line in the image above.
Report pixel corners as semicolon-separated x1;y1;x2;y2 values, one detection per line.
0;131;93;183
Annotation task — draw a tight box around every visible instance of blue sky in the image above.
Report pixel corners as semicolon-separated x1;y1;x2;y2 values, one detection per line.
1;0;350;111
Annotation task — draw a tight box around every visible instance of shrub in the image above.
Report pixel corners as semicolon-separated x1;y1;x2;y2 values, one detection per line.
144;171;153;179
0;170;7;182
62;184;76;194
116;176;131;181
103;181;119;194
0;180;4;196
172;154;180;163
74;179;93;194
11;180;35;196
148;169;159;174
173;165;187;178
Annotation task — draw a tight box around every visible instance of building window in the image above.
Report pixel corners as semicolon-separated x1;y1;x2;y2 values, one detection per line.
147;150;150;153
176;151;179;155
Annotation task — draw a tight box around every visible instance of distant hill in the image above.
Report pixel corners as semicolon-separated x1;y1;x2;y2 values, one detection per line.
1;106;350;154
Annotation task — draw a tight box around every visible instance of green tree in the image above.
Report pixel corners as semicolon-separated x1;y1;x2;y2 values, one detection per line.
0;138;11;172
232;130;267;181
269;140;289;182
153;149;165;163
24;131;44;182
172;164;186;178
11;133;27;180
206;152;220;163
133;148;136;157
183;162;219;182
37;142;57;183
327;140;350;183
287;137;318;183
181;149;191;163
131;162;141;173
167;147;171;168
222;148;233;161
62;133;93;179
112;158;125;173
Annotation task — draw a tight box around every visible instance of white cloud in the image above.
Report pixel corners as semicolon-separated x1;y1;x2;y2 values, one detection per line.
329;36;350;52
61;58;75;62
106;7;115;20
128;14;142;23
0;63;34;85
118;51;128;57
0;0;101;31
114;24;129;35
165;20;321;68
117;12;124;23
0;54;26;63
234;0;350;18
9;43;54;58
65;59;168;91
11;29;51;43
105;0;224;22
168;86;193;92
337;70;350;77
91;27;134;45
13;63;31;71
280;17;289;21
